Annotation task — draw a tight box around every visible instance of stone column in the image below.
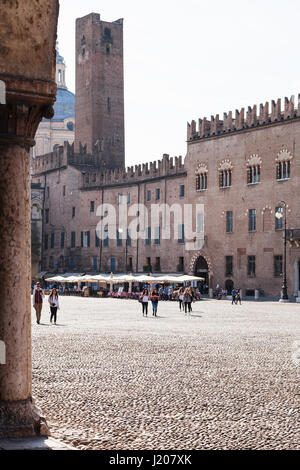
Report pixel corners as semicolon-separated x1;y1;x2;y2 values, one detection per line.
0;1;59;438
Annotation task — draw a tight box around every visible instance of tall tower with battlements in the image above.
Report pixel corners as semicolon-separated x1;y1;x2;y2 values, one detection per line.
75;12;125;169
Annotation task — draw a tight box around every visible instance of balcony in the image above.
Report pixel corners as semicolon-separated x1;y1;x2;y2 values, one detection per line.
287;229;300;247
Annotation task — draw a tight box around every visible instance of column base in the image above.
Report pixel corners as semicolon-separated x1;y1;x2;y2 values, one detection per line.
0;398;50;438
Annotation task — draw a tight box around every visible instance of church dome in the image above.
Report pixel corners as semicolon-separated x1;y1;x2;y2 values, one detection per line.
43;49;75;122
50;88;75;122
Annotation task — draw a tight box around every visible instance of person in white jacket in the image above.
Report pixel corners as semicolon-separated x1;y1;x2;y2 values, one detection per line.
48;288;60;324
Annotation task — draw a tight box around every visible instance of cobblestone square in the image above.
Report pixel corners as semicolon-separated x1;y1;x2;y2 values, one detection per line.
31;297;300;450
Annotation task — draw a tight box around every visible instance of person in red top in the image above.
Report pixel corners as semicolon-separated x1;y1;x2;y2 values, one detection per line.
32;282;45;324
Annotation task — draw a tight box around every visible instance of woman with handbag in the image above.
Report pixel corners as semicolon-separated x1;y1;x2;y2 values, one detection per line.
48;288;60;325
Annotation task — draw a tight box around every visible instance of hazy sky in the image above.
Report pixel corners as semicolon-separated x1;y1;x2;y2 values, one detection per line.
58;0;300;166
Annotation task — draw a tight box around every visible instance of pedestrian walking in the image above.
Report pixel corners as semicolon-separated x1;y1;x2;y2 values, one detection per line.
140;289;149;316
231;288;237;305
32;281;44;324
183;287;193;315
150;289;159;317
235;288;242;305
178;287;184;311
48;288;59;324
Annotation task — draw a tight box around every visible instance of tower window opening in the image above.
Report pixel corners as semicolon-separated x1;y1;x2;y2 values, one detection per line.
58;70;61;82
107;97;111;112
104;28;111;38
106;44;111;55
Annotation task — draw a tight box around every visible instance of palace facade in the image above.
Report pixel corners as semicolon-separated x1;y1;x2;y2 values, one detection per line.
31;12;300;297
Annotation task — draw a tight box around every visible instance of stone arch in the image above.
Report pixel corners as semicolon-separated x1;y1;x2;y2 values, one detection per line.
189;251;213;289
246;154;262;167
276;149;293;162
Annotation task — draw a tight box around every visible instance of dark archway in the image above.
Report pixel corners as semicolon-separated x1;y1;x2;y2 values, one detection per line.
225;279;234;294
194;256;209;291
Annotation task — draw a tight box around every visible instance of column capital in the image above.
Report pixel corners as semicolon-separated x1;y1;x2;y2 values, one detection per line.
0;74;57;150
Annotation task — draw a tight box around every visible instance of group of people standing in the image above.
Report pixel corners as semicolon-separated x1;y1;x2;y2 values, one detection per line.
140;286;196;317
32;282;60;325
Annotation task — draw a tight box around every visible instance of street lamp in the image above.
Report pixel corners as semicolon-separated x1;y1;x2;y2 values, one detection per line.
275;201;289;302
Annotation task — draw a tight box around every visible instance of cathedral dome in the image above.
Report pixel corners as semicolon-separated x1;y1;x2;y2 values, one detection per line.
50;88;75;122
43;49;75;122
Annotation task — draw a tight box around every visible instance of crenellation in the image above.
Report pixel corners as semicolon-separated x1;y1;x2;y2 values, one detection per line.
188;93;300;141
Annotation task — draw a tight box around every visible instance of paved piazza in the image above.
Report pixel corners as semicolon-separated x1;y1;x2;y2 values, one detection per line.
31;297;300;450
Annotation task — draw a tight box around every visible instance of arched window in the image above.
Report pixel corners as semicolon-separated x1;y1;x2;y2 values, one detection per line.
218;160;233;188
247;154;261;184
67;122;74;131
276;150;292;181
195;164;208;191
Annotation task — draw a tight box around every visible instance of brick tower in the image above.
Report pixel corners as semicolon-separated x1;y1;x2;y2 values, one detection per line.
75;13;125;169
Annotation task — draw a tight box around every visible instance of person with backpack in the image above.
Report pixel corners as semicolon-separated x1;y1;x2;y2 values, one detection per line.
150;289;159;317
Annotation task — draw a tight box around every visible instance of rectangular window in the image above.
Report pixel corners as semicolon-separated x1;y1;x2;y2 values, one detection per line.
93;257;98;271
127;193;131;204
249;209;256;232
197;213;204;233
155;257;161;271
146;227;151;246
226;211;233;233
63;185;66;196
71;232;76;248
72;207;76;218
81;231;90;248
90;201;95;212
225;256;233;276
110;257;116;272
277;161;291;180
146;190;151;202
154;226;160;245
117;229;122;247
45;208;49;224
275;207;283;230
95;230;100;247
248;256;256;276
178;257;184;272
47;187;50;198
104;228;109;247
61;232;65;249
180;184;185;198
70;258;74;270
127;229;131;246
50;232;55;249
178;224;185;244
274;255;283;277
128;257;133;272
156;188;160;201
44;234;48;250
196;173;207;191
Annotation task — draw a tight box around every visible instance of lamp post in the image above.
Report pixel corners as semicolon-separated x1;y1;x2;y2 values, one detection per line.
275;201;289;302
